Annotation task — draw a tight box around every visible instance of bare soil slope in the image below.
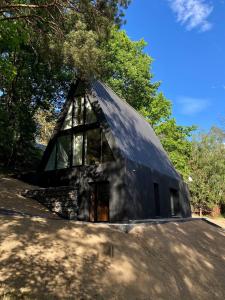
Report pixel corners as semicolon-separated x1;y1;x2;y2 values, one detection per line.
0;178;225;300
0;177;59;219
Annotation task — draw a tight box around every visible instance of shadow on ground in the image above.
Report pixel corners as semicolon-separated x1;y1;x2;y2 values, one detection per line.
0;178;225;299
0;177;59;219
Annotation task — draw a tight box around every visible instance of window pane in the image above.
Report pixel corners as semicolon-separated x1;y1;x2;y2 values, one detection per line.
61;102;73;130
45;144;56;171
85;129;101;165
74;97;84;126
57;135;71;169
86;98;97;124
73;133;83;166
101;133;114;163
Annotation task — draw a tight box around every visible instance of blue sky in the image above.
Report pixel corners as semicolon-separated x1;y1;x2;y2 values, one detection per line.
123;0;225;131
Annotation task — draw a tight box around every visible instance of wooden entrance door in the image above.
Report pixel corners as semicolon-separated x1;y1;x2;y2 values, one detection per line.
89;188;96;222
89;182;110;222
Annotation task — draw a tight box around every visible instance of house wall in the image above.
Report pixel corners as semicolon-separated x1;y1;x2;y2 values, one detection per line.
178;181;192;218
37;159;191;222
120;159;192;221
37;161;126;222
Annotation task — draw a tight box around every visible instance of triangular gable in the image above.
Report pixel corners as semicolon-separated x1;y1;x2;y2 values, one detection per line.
60;96;97;130
41;79;179;180
40;80;114;171
88;80;180;180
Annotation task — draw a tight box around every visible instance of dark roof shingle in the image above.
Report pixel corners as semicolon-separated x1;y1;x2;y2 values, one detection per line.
90;80;180;180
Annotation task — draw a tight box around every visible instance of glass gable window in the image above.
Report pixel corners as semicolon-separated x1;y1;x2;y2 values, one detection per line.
57;135;71;169
45;94;115;171
61;102;73;130
61;96;97;131
85;129;101;165
45;129;114;170
73;133;83;166
86;98;97;124
74;97;84;126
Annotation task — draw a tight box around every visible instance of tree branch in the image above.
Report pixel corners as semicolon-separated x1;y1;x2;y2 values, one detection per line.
0;15;34;21
0;2;57;10
0;13;63;36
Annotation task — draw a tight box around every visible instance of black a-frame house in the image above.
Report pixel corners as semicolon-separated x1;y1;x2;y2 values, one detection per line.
38;79;191;222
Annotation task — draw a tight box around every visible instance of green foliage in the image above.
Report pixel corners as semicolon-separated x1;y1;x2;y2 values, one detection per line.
63;21;104;78
35;107;56;145
103;28;195;178
140;92;171;127
188;128;225;213
0;3;194;176
155;119;195;179
0;101;40;169
103;28;159;109
0;15;69;168
0;1;130;169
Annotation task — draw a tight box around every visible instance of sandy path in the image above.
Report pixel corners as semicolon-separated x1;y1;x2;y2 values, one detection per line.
0;178;225;299
0;217;224;299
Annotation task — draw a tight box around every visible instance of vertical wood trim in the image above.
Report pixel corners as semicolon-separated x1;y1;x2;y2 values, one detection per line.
55;140;58;170
70;97;75;167
100;129;103;164
83;94;87;124
82;95;86;165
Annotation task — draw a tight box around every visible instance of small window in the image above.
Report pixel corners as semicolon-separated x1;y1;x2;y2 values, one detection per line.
57;135;71;169
74;97;84;126
85;129;101;165
86;98;97;124
73;133;83;166
154;183;160;217
170;189;180;217
45;144;56;171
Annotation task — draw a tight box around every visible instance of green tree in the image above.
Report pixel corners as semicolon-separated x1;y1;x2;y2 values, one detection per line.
0;4;194;176
188;128;225;215
0;1;130;168
103;28;195;178
35;107;56;146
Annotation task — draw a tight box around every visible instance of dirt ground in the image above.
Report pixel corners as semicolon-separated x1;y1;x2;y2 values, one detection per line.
0;177;59;219
212;217;225;228
0;178;225;300
192;213;225;229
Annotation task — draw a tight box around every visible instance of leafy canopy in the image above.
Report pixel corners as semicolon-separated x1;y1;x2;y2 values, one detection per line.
0;1;130;168
0;2;194;178
103;28;195;178
188;127;225;213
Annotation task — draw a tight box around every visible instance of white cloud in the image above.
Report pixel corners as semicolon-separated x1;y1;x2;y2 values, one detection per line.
168;0;213;32
177;96;210;115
